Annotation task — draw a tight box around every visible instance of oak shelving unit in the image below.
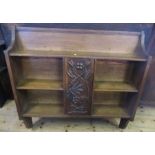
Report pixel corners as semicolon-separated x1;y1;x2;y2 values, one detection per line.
5;27;151;128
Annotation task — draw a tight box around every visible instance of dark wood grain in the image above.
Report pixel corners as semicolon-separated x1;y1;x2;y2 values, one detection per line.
23;104;129;118
4;27;23;119
5;26;151;128
22;117;32;128
16;79;63;90
119;118;130;129
64;58;94;115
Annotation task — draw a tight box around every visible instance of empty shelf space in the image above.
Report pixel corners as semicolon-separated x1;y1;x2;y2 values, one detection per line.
23;104;130;118
16;79;63;90
92;105;130;118
10;50;147;61
23;104;64;117
93;92;125;106
94;81;138;92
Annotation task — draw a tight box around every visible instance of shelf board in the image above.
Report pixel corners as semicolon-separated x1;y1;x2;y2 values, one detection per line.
23;104;130;118
94;81;138;92
16;79;63;90
23;104;64;117
93;105;130;118
10;50;147;61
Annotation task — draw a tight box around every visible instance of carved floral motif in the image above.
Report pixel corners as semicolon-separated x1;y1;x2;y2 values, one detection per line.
66;59;92;114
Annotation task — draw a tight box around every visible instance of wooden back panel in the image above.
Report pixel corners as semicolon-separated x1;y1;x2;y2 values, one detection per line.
12;57;63;81
21;90;63;104
95;60;134;82
93;92;125;106
15;27;141;54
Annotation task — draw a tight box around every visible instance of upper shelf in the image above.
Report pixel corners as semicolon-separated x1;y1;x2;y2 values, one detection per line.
10;50;147;61
8;27;148;61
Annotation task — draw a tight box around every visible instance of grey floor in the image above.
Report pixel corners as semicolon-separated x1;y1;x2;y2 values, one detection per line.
0;100;155;132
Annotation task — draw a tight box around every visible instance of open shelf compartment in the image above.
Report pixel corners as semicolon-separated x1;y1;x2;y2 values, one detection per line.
18;90;64;117
92;105;130;118
20;91;133;118
12;57;63;90
94;59;141;92
23;104;64;117
92;92;135;118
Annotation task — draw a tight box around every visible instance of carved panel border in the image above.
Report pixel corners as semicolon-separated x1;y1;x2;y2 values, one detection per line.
64;58;94;115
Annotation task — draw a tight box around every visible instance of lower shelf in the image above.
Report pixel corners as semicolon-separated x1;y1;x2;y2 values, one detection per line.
23;104;130;118
93;105;129;118
23;104;64;117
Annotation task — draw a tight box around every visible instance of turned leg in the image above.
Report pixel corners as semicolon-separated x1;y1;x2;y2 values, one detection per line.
23;117;33;128
119;118;130;129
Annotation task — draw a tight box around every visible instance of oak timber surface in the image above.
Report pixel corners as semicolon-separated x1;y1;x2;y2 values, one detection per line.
5;27;151;128
10;50;147;61
16;79;63;90
21;90;63;105
93;105;129;118
94;81;138;92
1;100;155;131
11;27;147;61
93;92;124;106
23;104;129;118
15;27;141;53
23;104;64;117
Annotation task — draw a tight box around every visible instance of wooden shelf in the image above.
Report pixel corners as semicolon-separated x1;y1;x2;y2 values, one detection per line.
16;79;63;90
10;50;147;62
23;104;130;118
94;81;138;92
93;105;130;118
23;104;64;117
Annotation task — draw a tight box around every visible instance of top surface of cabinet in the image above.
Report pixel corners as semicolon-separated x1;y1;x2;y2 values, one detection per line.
9;27;147;61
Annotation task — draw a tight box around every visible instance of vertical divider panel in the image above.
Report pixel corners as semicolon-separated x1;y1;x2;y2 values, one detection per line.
63;57;67;114
64;57;94;115
91;59;97;113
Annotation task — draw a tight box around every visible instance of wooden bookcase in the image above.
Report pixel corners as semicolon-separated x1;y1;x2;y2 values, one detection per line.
4;27;152;128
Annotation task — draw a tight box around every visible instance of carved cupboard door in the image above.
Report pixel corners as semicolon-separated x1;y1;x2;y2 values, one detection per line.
64;58;94;115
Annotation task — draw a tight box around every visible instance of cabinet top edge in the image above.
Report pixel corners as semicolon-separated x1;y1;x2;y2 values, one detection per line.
15;26;141;36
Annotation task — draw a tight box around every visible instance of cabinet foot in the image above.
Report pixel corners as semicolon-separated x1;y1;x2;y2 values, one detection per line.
119;118;129;129
23;117;33;128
